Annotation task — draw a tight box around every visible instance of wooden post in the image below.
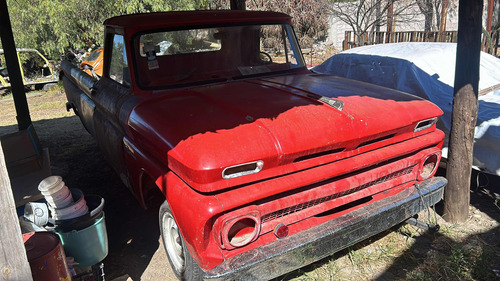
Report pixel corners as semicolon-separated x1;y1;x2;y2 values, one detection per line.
385;4;393;43
0;144;33;280
444;0;483;223
486;0;493;31
230;0;246;10
344;31;349;50
0;0;32;131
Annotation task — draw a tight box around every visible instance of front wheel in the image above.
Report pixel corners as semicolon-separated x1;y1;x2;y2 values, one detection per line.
159;201;204;281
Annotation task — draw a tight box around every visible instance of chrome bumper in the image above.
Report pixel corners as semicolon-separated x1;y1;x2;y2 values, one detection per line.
203;176;447;281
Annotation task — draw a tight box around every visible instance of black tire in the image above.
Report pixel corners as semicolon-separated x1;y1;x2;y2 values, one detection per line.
159;201;204;281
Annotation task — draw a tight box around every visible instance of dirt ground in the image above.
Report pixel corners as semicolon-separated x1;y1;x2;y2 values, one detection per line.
1;90;175;280
1;90;500;281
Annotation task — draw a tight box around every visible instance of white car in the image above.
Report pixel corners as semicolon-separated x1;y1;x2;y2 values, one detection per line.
314;42;500;176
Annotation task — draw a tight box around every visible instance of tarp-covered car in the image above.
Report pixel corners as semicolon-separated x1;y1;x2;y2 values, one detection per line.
314;42;500;176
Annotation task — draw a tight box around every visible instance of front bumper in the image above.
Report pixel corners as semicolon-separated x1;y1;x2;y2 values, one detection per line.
204;176;447;281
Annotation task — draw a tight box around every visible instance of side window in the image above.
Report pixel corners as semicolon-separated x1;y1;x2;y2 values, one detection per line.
109;34;131;86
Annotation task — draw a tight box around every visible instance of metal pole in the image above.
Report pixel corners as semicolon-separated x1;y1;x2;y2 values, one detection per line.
0;0;32;131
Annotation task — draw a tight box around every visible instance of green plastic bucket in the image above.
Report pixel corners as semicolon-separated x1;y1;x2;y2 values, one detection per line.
56;212;108;267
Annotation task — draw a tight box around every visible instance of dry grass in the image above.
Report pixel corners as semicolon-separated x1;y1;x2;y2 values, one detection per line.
0;83;71;128
276;194;500;281
2;87;500;281
304;45;340;68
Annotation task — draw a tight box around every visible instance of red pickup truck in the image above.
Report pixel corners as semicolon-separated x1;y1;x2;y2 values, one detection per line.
61;10;447;281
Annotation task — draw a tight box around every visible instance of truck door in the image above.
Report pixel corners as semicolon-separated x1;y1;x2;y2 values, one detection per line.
91;33;133;188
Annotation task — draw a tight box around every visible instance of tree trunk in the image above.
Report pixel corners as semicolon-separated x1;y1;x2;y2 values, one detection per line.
444;0;483;223
386;3;394;33
424;12;433;31
385;3;394;43
356;32;366;46
486;0;494;31
375;0;381;33
440;0;448;32
418;0;434;31
439;0;449;41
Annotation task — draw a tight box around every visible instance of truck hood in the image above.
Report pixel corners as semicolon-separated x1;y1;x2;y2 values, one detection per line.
129;73;443;192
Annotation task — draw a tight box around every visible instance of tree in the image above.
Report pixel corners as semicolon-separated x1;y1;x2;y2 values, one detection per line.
330;0;419;45
4;0;208;58
416;0;458;32
209;0;331;49
416;0;434;31
444;0;482;223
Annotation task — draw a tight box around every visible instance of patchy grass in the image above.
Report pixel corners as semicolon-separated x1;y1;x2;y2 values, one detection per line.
2;87;500;281
304;44;340;68
0;83;72;128
274;181;500;281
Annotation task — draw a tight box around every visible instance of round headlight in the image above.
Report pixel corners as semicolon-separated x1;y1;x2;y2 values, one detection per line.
420;153;439;180
222;214;260;249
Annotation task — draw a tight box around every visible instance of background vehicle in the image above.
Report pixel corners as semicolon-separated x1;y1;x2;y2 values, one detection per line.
314;42;500;176
61;11;447;281
80;47;103;78
0;48;58;90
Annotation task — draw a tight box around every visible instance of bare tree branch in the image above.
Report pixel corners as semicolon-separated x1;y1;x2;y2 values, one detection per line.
330;0;423;45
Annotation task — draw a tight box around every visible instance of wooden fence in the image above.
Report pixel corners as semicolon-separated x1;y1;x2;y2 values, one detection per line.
343;30;500;57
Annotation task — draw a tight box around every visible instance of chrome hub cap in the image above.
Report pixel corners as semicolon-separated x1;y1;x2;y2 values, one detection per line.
162;212;185;272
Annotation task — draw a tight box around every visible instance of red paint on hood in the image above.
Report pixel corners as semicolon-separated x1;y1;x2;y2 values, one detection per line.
128;73;443;192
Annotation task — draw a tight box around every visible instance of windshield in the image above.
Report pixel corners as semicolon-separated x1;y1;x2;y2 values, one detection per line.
133;24;305;89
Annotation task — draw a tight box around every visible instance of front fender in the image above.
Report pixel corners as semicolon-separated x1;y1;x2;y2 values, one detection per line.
162;172;224;270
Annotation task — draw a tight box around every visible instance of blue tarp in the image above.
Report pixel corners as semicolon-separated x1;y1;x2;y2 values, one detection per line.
313;42;500;175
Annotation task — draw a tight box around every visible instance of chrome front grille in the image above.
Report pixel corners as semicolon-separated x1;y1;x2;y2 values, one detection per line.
260;165;416;223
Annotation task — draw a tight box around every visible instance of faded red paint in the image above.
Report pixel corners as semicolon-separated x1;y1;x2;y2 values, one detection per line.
62;10;446;278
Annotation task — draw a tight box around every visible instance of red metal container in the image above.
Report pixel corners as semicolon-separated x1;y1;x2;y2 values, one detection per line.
23;232;71;281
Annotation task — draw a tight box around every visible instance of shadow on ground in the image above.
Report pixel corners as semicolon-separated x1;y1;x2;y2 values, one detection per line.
4;115;500;281
1;117;161;280
275;168;500;281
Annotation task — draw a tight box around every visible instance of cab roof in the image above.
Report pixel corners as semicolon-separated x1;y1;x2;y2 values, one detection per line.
104;10;292;30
